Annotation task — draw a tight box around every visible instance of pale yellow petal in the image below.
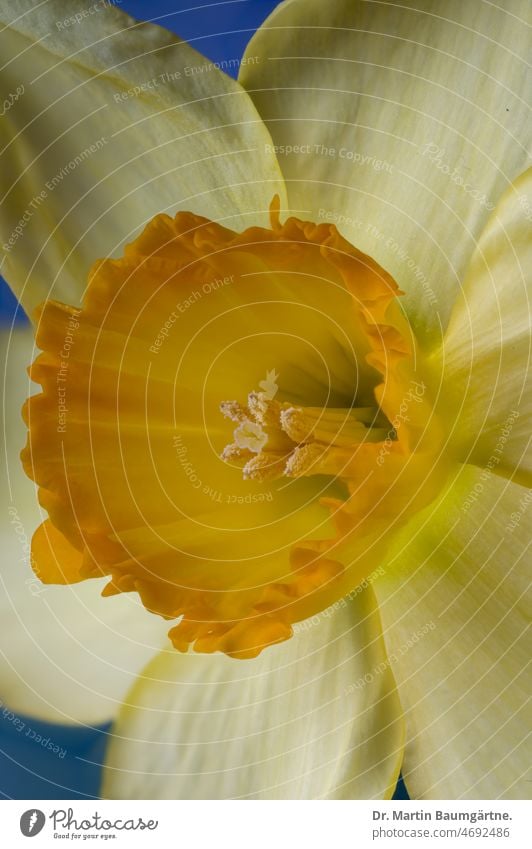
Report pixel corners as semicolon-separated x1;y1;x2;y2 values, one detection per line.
0;328;168;724
240;0;531;342
103;588;404;800
0;0;285;315
374;464;531;799
439;168;532;486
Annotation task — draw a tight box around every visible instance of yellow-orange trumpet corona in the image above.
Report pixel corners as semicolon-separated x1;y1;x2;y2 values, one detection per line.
23;199;445;658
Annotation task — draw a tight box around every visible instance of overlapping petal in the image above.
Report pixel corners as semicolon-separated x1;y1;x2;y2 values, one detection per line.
373;464;531;799
240;0;531;342
440;168;532;485
0;0;285;315
103;587;404;799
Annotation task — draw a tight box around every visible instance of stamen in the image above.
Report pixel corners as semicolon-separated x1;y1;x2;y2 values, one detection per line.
280;405;378;447
220;443;253;464
234;419;268;453
248;392;289;427
242;452;289;481
284;443;356;478
247;392;294;451
220;401;249;422
222;392;391;482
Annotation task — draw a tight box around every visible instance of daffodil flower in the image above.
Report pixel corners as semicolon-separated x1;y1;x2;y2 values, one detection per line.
1;0;530;800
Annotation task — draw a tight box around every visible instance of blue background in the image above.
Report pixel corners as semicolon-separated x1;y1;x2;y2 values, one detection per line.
0;0;409;800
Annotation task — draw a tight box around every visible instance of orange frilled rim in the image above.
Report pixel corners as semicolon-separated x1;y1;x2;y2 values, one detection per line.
21;198;439;658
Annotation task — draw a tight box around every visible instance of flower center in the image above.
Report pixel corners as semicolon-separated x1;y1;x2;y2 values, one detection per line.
22;197;445;659
221;392;390;481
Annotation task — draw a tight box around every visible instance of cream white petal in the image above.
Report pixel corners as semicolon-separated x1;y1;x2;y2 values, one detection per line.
373;463;531;799
0;0;285;316
102;588;404;800
0;328;168;724
240;0;531;343
439;168;531;485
